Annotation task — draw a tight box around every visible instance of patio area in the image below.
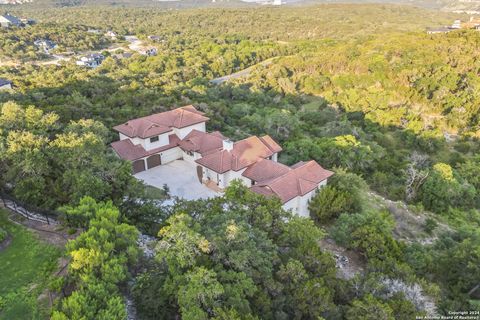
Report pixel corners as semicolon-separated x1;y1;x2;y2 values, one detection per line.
134;160;220;200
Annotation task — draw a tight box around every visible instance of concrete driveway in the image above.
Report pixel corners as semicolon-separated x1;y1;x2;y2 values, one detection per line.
134;160;220;200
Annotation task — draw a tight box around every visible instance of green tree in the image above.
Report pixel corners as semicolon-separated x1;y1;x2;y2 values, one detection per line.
309;185;351;223
346;294;394;320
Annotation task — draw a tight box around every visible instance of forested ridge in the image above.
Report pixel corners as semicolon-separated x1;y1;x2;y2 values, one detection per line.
0;4;479;319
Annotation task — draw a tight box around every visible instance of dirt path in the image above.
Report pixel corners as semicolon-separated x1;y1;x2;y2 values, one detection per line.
320;237;365;280
366;191;452;244
2;205;78;248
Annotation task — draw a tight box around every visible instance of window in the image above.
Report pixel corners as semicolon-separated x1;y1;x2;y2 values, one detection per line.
150;136;159;143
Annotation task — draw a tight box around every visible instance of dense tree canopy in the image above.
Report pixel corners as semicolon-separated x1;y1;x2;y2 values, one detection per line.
0;4;478;319
0;101;139;209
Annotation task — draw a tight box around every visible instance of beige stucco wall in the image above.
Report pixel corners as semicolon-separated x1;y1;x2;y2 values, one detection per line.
282;179;328;217
173;122;206;140
159;147;182;164
224;168;251;188
183;151;202;164
144;132;172;151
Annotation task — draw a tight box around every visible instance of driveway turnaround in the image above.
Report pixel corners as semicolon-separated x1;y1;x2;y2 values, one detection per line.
134;160;220;200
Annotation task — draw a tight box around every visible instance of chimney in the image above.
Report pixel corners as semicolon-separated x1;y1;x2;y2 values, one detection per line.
223;139;234;151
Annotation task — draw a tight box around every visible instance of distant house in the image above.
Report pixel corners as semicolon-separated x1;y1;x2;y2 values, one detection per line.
20;17;35;26
147;35;162;42
34;39;57;54
87;29;101;34
0;78;12;90
76;53;105;68
113;52;133;60
140;47;157;56
451;19;462;29
426;27;451;34
105;31;117;39
0;13;22;28
111;105;334;217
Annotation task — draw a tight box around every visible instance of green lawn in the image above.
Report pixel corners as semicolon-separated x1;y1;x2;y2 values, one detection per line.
0;209;61;320
144;185;169;200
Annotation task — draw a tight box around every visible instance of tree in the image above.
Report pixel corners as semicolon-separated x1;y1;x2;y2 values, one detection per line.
309;185;351;223
0;102;139;209
331;210;407;275
420;163;462;213
54;197;139;320
346;294;394;320
177;267;225;320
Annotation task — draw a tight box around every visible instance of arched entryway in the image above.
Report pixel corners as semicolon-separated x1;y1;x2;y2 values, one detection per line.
196;166;203;183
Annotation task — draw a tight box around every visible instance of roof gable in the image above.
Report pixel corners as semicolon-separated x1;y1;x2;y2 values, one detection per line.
251;160;334;203
195;135;281;173
242;158;290;182
179;130;225;156
0;78;11;87
113;105;209;139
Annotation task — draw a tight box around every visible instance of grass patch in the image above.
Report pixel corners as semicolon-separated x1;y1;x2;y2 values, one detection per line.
143;185;168;200
0;209;61;320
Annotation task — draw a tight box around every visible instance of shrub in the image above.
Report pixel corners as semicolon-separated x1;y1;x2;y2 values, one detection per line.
309;186;351;223
0;227;7;243
423;217;438;235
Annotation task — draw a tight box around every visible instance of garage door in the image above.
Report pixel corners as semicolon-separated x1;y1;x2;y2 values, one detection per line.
132;159;146;174
147;154;161;169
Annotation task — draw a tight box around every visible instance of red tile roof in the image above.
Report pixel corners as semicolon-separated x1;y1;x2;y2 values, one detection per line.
113;105;209;138
242;158;290;182
111;134;180;161
250;160;334;203
195;135;280;173
259;135;282;153
178;130;225;156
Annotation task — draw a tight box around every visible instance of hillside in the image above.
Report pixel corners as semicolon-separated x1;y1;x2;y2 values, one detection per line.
3;0;480;13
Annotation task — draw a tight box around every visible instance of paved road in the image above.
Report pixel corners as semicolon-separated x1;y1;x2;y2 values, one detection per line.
210;57;275;84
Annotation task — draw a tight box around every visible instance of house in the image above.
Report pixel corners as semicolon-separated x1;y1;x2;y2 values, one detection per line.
105;31;117;39
248;160;333;216
426;27;452;34
140;47;157;56
0;13;22;28
194;135;283;189
76;53;105;68
0;78;12;90
147;35;162;42
113;52;133;60
20;17;35;26
34;39;57;54
451;20;462;29
111;106;333;217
